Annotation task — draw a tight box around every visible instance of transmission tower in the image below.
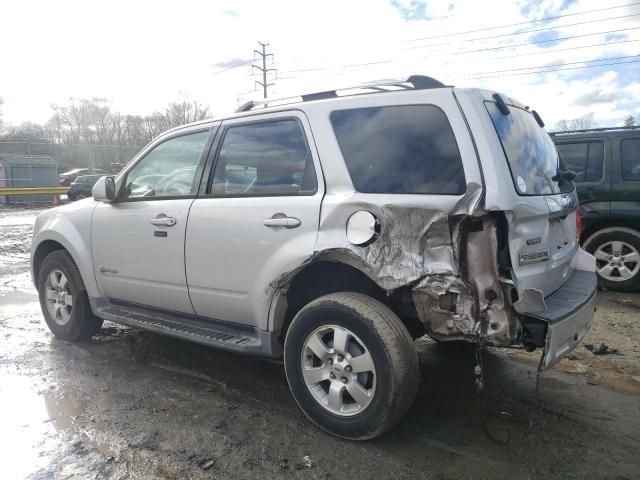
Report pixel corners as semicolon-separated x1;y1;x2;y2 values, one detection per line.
252;42;276;99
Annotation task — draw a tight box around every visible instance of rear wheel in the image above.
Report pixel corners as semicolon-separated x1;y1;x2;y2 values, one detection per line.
585;228;640;292
76;192;87;200
37;250;103;340
284;292;419;440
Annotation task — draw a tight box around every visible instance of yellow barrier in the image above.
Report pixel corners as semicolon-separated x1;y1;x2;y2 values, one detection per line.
0;187;69;195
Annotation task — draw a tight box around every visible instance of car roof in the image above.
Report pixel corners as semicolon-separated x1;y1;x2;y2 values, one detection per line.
165;75;457;135
550;126;640;141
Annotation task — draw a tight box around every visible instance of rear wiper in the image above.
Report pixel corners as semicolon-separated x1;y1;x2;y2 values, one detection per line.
552;169;576;183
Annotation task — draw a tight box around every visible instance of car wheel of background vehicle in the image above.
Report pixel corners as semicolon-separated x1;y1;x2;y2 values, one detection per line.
76;193;87;200
585;228;640;292
284;292;419;440
37;250;103;340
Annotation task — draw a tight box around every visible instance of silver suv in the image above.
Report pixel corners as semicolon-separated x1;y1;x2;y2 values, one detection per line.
31;76;597;440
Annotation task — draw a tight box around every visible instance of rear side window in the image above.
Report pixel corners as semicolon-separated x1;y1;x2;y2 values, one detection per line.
621;138;640;181
330;105;466;194
211;119;316;196
556;141;604;182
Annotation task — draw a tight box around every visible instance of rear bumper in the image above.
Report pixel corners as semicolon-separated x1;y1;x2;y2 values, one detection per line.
521;270;597;370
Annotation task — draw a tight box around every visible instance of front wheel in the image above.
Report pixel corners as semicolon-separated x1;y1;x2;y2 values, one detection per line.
284;292;419;440
37;250;103;341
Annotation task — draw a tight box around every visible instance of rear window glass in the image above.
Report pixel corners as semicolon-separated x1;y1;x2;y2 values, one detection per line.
486;101;572;195
330;105;466;194
556;141;604;182
621;138;640;181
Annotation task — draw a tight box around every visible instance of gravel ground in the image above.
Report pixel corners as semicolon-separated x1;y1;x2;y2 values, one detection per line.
0;205;639;479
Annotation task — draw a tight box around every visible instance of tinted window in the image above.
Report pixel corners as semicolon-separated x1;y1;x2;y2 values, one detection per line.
123;131;209;199
330;105;465;194
621;138;640;181
556;141;604;182
486;102;572;195
211;120;316;196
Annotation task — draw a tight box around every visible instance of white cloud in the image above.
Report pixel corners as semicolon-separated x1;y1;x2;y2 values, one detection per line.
1;0;639;128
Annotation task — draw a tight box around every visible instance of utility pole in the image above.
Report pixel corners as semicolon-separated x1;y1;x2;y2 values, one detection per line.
252;42;276;99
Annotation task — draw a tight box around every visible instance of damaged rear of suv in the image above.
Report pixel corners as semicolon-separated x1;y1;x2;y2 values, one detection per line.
31;75;596;440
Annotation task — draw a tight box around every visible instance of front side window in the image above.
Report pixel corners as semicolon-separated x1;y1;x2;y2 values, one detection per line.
330;105;466;194
621;138;640;181
211;119;316;196
556;141;604;182
122;131;209;199
486;102;572;195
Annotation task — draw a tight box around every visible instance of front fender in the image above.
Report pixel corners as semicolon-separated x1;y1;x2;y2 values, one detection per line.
31;204;99;298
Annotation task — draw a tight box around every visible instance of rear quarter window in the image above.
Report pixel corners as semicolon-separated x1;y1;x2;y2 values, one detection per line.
330;105;466;194
555;141;604;182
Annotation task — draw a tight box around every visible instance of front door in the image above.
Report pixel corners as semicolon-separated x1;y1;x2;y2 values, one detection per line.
185;112;323;329
92;128;212;314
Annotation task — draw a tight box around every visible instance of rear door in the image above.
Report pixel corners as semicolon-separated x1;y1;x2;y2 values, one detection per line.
611;136;640;220
555;138;611;223
185;111;324;330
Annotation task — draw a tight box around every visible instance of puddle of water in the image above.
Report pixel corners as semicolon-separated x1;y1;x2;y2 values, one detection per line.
0;372;83;479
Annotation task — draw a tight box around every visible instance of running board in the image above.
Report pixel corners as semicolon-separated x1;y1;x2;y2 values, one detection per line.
93;301;280;357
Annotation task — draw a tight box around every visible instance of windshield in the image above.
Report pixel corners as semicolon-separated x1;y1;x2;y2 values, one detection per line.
485;101;571;196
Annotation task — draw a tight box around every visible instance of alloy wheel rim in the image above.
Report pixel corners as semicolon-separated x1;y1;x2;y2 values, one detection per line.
301;325;376;416
594;241;640;282
44;269;73;325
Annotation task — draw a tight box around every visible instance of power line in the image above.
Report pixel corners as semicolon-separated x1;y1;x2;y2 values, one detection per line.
407;13;640;50
465;54;640;76
277;52;640;84
467;58;640;80
279;27;640;75
211;59;253;76
404;1;640;42
452;26;640;54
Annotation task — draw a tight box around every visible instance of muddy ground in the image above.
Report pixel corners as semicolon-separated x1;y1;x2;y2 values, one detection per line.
0;205;639;480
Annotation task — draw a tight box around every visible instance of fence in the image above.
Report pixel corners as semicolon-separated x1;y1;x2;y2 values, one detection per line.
0;142;142;171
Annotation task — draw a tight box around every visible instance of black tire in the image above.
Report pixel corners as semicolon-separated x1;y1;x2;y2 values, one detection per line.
584;228;640;292
37;250;103;341
284;292;419;440
76;193;87;200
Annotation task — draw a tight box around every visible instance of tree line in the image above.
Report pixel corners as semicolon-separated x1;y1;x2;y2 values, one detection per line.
0;95;210;147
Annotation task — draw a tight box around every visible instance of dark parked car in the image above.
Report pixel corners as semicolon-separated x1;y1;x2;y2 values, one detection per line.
552;126;640;291
59;168;107;186
67;174;106;200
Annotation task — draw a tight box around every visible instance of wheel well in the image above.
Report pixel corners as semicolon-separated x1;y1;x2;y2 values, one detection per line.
277;261;426;342
33;240;66;282
581;219;640;247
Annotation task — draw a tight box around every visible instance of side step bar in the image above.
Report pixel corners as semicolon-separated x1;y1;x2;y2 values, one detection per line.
93;301;281;357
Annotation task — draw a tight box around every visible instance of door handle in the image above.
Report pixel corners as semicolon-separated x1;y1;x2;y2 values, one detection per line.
263;216;301;229
150;215;177;227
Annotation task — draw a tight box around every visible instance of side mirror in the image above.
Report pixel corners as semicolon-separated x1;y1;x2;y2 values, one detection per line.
92;176;117;202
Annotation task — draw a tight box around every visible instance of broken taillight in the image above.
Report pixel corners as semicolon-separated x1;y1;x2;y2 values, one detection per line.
576;205;582;241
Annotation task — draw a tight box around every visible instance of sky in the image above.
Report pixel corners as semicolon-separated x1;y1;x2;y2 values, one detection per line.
1;0;639;129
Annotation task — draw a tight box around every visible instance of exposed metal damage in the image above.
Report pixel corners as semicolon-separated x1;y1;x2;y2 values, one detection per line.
267;182;525;347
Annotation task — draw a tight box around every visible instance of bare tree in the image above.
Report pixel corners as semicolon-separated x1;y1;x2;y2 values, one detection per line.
624;115;636;127
555;113;597;131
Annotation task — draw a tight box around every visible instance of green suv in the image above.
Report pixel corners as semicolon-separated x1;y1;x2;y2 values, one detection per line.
553;126;640;291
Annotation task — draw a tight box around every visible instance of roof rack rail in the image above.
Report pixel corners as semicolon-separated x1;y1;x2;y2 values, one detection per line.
549;125;640;136
235;75;448;112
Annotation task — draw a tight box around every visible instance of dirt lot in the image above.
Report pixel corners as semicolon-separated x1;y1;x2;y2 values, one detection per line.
1;205;639;479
